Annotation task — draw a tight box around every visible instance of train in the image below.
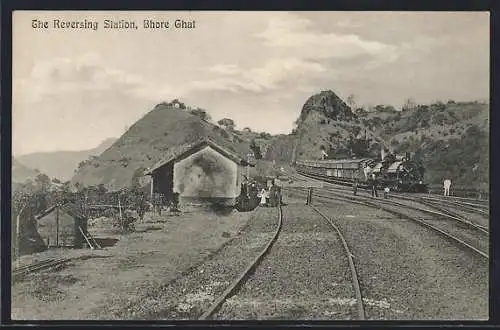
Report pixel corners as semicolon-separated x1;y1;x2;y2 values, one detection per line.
294;152;428;193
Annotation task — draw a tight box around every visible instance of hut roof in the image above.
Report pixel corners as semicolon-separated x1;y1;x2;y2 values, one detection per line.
36;202;86;221
145;137;255;175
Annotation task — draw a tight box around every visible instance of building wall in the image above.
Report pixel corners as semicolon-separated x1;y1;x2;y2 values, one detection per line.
37;208;80;247
173;146;239;204
152;163;174;201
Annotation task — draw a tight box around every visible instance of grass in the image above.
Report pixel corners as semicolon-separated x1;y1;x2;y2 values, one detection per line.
11;209;253;320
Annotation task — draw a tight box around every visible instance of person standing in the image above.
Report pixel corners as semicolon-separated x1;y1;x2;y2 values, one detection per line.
353;179;358;196
371;173;378;197
258;188;268;207
444;179;452;196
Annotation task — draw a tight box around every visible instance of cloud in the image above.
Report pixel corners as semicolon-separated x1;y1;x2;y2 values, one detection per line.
254;13;400;65
195;57;326;93
14;52;181;106
208;64;241;75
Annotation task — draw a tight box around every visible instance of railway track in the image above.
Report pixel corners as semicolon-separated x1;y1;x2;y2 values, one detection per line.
309;206;365;320
419;196;489;216
12;258;71;282
307;188;488;260
282;186;489;319
326;187;489;235
292;170;489;210
199;203;283;320
287;172;489;234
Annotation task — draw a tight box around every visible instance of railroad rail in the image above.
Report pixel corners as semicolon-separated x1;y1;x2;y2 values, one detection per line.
290;189;489;260
419;197;489;216
324;187;489;235
288;172;489;233
310;205;366;320
12;257;71;282
306;189;488;260
198;202;284;320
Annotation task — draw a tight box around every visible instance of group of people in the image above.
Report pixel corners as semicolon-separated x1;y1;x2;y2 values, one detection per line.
258;183;282;207
353;173;390;199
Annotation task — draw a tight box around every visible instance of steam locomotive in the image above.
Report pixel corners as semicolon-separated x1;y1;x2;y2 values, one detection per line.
294;152;427;193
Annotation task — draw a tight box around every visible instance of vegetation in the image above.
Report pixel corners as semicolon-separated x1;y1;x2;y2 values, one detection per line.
217;118;236;131
249;139;263;159
189;108;211;122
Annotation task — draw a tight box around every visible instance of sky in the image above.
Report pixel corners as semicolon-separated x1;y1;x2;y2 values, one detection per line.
13;11;489;155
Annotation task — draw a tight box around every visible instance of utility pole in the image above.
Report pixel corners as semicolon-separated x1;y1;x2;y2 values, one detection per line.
246;153;255;197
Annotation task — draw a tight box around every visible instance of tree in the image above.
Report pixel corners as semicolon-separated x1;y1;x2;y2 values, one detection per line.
34;173;51;191
402;98;416;112
217;118;235;131
259;132;272;139
189;108;211;122
249;139;262;159
346;94;356;110
131;167;145;190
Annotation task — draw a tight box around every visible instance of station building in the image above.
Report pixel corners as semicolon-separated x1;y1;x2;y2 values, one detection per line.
144;138;254;207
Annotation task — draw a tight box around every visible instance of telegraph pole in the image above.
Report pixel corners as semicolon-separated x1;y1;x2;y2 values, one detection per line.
246;153;255;197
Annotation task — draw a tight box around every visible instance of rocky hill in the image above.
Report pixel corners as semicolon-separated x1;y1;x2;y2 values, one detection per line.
265;90;364;163
70;103;254;191
265;90;489;190
17;138;117;182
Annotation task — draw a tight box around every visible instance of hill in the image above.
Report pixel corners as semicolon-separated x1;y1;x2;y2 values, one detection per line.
264;90;364;163
265;90;489;190
70;93;489;192
71;103;254;191
16;138;117;182
358;101;489;189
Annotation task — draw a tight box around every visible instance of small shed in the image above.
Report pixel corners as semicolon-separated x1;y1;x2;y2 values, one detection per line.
145;138;254;207
36;203;88;248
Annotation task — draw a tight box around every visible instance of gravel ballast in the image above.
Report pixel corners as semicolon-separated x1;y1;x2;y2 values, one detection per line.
313;198;488;320
213;203;358;320
119;206;281;320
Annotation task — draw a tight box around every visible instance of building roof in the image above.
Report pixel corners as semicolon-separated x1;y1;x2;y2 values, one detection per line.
298;158;374;165
145;137;254;175
36;202;86;221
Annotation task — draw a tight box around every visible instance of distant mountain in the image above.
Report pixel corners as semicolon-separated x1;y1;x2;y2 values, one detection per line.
12;157;40;184
16;138;117;182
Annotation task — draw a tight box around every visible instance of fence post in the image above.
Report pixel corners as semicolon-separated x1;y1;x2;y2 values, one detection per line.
118;198;123;228
306;188;313;205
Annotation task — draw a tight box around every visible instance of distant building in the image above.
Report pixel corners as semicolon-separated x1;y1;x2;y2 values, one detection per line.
36;202;88;248
145;138;254;207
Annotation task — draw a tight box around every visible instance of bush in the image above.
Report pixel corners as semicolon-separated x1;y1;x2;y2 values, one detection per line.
259;132;272;139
